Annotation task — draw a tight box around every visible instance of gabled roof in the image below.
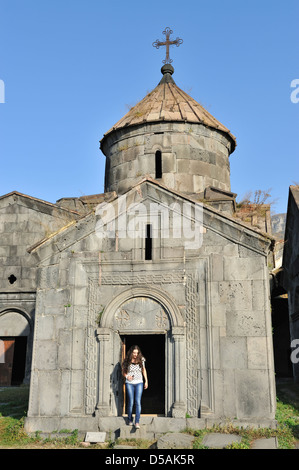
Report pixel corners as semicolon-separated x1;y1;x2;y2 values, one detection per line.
28;176;273;263
0;190;55;205
0;190;81;217
100;65;236;152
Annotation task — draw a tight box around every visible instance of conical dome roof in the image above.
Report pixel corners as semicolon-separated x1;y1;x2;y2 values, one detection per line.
101;65;236;152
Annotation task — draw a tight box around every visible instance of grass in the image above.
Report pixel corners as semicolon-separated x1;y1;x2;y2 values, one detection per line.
0;386;110;449
0;381;298;449
189;380;299;449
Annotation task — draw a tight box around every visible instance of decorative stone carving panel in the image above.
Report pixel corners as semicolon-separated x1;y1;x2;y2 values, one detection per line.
113;297;170;332
82;263;208;417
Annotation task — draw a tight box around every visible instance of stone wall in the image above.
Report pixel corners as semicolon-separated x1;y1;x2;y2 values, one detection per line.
24;181;276;432
102;122;232;196
0;192;79;291
0;192;79;383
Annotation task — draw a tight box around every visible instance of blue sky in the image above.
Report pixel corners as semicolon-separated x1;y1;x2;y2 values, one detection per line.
0;0;298;215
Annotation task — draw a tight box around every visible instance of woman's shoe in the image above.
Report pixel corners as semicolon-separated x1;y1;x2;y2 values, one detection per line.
135;423;140;429
128;421;133;426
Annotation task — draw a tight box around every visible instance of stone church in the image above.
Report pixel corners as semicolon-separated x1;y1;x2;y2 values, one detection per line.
0;47;277;433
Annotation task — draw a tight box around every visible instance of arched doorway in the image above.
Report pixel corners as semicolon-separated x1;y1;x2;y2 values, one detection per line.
96;287;187;418
0;310;31;386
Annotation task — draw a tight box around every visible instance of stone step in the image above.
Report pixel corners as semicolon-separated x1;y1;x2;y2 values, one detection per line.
251;437;278;449
98;416;278;442
99;416;207;440
201;432;243;449
119;424;154;440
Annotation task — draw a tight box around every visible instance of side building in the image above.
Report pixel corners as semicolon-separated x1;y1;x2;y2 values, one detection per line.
282;185;299;382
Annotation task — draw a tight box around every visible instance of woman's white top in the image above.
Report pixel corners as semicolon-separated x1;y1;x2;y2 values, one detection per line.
125;358;145;384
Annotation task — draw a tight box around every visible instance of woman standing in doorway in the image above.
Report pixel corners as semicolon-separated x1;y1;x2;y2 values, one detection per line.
122;345;148;428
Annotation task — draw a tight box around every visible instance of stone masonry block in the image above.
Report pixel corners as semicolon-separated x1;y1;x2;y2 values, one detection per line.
193;174;204;192
58;330;72;369
70;370;84;412
44;305;67;315
210;281;220;305
220;337;247;369
211;254;223;281
44;288;70;308
177;158;190;173
39;371;61;416
222;369;237;417
226;310;266;337
60;370;71;415
73;286;88;306
161;173;175;189
252;280;266;310
211;303;226;327
235;369;272;419
72;328;86;370
55;312;73;331
219;281;252;310
73;307;88;328
247;337;269;369
36;316;54;340
35;340;58;370
223;257;264;281
161;153;176;173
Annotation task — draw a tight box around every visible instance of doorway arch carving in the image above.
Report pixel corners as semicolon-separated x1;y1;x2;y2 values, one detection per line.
96;286;187;418
100;285;185;330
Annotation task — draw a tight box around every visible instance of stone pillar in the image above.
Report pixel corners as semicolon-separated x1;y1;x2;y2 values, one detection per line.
171;326;187;418
95;327;111;416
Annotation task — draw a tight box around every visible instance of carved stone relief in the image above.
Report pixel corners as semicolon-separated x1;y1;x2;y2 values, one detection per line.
113;297;170;332
83;264;207;417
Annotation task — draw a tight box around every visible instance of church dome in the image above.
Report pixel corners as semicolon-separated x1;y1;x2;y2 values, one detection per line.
100;65;236;195
101;65;236;150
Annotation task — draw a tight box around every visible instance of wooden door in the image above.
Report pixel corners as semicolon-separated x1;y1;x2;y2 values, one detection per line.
0;339;15;386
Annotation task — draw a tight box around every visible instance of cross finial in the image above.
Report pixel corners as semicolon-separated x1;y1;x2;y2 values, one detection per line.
153;27;183;64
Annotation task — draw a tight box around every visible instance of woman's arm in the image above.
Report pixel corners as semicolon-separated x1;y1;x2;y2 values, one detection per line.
122;365;133;381
143;366;148;389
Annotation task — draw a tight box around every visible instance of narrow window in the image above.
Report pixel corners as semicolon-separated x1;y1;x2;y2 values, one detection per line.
155;150;162;179
145;224;152;260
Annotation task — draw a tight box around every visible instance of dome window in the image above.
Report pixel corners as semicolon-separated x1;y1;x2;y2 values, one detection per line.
155;150;162;179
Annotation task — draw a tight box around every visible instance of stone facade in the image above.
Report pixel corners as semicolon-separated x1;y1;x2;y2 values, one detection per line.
24;180;276;432
0;64;278;433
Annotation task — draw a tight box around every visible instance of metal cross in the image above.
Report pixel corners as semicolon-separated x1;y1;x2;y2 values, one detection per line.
152;27;183;64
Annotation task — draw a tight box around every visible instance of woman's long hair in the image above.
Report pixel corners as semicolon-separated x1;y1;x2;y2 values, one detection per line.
122;345;145;374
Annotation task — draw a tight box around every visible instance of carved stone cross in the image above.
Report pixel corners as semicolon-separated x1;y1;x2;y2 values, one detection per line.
153;27;183;64
115;309;130;327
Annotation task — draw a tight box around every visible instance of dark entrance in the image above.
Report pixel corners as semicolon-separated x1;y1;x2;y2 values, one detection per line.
0;337;27;386
121;334;165;415
11;337;27;385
